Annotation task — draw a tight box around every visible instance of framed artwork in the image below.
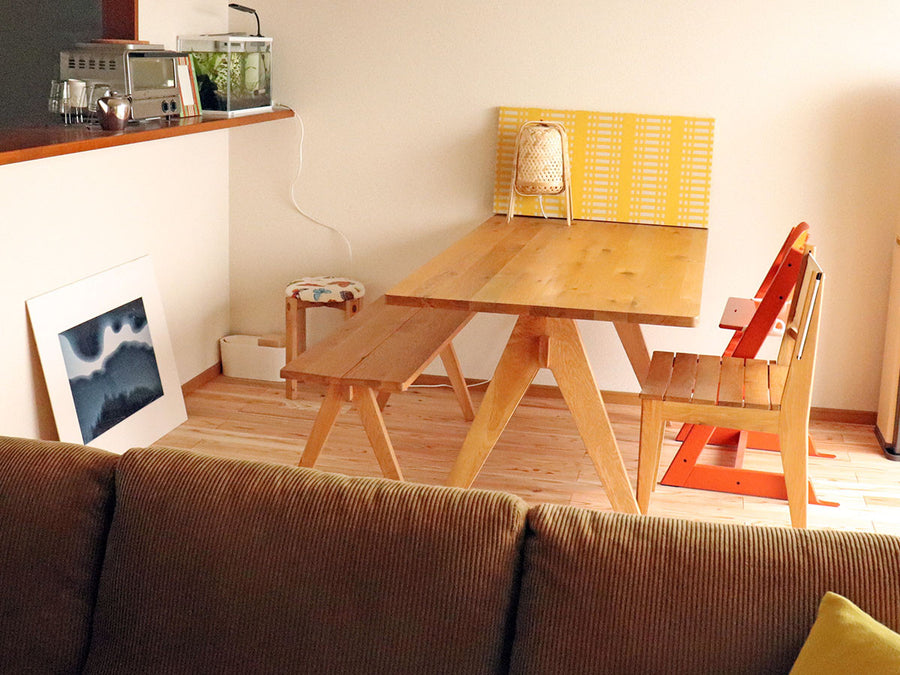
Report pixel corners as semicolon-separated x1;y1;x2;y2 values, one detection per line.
27;256;186;453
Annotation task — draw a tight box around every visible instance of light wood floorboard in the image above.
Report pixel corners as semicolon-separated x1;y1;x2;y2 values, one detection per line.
156;376;900;534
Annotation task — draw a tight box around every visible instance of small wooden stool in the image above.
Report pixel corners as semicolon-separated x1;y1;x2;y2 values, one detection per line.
285;276;365;398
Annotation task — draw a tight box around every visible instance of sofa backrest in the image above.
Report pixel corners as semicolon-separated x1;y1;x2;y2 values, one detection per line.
510;504;900;674
0;436;117;674
83;446;528;674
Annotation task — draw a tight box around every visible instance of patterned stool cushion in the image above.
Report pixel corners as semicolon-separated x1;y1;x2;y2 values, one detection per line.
286;276;366;304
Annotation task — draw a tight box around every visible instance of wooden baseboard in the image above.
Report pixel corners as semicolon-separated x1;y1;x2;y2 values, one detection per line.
182;362;222;396
809;406;876;426
411;374;877;425
180;370;878;426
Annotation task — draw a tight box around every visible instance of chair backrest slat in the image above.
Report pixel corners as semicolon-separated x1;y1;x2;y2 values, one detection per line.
753;222;810;300
779;252;825;415
728;225;810;359
797;272;822;360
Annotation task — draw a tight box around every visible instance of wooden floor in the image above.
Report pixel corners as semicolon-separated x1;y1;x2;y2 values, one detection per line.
157;376;900;535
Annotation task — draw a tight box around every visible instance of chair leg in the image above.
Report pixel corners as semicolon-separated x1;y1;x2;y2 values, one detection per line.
440;342;475;421
779;416;809;528
285;297;307;400
637;400;666;514
344;297;363;319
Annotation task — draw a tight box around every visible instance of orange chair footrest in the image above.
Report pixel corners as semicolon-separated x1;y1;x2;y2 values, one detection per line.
661;464;838;507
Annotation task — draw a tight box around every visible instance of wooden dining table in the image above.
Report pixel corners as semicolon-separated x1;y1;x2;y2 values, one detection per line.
385;214;708;513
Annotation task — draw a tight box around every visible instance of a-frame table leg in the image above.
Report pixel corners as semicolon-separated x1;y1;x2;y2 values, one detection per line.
547;318;639;514
446;315;640;515
446;316;543;488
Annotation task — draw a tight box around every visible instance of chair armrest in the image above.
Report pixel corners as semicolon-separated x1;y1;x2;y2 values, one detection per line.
720;297;786;337
719;297;758;330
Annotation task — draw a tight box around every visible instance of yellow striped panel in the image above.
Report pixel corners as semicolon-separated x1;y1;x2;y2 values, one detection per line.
493;107;715;228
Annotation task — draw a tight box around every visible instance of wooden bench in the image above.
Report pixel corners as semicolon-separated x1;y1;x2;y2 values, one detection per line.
280;296;476;480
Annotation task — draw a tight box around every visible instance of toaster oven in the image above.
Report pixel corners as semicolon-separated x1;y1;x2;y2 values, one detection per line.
59;42;186;120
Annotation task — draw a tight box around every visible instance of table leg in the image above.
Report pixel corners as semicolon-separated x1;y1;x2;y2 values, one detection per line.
446;315;640;515
547;318;639;514
446;315;543;488
613;321;650;387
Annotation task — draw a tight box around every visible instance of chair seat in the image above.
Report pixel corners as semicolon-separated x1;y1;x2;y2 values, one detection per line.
641;352;788;411
286;276;365;304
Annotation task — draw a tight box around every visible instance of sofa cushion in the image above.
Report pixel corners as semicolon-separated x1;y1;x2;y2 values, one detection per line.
84;447;527;674
790;591;900;674
0;436;118;673
511;505;900;674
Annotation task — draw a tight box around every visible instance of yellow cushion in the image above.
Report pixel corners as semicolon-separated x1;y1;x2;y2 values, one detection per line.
790;592;900;674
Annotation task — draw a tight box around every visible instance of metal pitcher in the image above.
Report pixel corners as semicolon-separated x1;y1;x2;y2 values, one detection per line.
96;92;132;130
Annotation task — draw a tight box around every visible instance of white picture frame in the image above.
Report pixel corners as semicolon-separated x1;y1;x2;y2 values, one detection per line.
26;256;186;453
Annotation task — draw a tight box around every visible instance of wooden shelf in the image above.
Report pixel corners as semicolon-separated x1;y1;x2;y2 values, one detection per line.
0;106;294;166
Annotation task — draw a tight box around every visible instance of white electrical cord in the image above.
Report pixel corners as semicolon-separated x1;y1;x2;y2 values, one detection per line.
290;112;354;272
288;112;492;391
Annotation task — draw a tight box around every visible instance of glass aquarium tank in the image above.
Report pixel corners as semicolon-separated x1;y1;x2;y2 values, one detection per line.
177;35;272;117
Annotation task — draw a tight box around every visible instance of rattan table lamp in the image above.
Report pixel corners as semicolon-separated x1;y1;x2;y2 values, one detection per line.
506;120;573;226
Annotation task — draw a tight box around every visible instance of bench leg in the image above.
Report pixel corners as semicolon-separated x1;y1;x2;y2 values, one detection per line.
440;342;475;421
300;384;345;468
356;386;404;481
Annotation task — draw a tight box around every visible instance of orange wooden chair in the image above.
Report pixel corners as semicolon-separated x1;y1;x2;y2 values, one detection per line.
660;223;837;507
638;251;826;527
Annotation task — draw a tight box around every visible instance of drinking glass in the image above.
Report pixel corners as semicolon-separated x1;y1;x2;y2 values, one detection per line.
88;82;111;113
48;80;63;115
66;79;87;123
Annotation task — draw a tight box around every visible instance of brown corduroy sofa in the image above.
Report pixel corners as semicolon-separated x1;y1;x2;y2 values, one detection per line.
2;435;899;674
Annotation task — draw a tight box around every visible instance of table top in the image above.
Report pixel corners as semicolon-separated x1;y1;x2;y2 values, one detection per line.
385;215;708;327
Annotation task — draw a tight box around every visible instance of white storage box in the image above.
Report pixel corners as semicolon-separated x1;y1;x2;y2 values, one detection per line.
220;334;285;381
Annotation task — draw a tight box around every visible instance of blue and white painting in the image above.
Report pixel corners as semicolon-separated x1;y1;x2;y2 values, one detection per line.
58;297;164;444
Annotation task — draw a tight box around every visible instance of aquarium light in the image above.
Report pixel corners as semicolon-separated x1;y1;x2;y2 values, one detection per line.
228;3;262;37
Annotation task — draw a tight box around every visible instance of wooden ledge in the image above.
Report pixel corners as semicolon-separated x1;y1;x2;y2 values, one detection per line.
0;106;294;166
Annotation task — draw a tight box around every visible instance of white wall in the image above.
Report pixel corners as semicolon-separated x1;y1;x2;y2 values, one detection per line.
0;1;228;441
139;0;224;49
229;0;900;412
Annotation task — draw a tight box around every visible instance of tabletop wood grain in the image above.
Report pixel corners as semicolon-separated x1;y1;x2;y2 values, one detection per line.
386;215;708;326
